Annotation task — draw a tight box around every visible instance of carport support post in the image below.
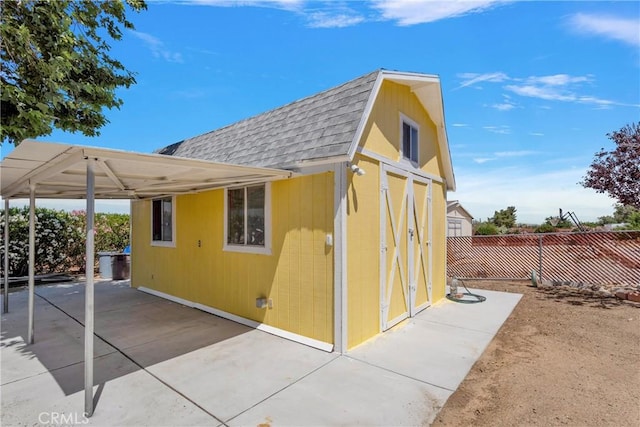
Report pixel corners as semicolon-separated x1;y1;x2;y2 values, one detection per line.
27;185;35;344
84;159;96;417
3;198;9;313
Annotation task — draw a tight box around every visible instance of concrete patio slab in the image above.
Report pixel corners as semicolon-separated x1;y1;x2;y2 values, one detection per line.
348;288;523;391
1;352;216;427
228;355;451;427
1;281;521;426
1;291;116;385
145;329;338;421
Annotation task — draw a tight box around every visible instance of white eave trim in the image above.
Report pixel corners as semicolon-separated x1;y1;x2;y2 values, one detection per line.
346;71;385;161
345;70;456;192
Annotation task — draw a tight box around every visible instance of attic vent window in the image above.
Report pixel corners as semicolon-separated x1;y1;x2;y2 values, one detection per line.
224;183;271;255
401;115;419;164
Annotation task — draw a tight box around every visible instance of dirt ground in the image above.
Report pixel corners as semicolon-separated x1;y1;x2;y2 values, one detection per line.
434;280;640;427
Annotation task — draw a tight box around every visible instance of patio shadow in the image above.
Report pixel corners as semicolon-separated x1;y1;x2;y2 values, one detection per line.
1;280;252;397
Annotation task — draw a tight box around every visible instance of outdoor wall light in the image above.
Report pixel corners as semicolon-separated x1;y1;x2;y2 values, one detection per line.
350;164;366;176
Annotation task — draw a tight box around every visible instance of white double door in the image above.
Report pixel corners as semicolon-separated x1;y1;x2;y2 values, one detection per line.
380;164;432;331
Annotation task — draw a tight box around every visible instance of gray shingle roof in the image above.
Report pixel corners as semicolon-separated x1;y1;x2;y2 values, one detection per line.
157;70;380;169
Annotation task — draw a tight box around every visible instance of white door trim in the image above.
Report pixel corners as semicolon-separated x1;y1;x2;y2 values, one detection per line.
410;174;432;315
380;164;410;331
380;166;433;331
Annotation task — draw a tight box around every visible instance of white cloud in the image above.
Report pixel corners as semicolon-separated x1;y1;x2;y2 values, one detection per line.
470;150;536;164
372;0;507;26
505;84;575;102
526;74;592;86
488;94;516;111
492;102;515;111
530;132;544;136
494;150;537;157
458;71;635;108
576;96;616;109
473;157;496;164
456;72;510;89
452;123;469;127
568;13;640;47
452;166;616;224
131;31;183;63
307;12;365;28
483;125;510;134
504;83;619;108
186;0;507;28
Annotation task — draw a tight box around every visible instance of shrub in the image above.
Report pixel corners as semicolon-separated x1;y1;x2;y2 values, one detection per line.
0;207;129;277
475;222;499;235
534;223;556;233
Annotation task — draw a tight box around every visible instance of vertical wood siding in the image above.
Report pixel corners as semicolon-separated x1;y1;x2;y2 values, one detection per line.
346;80;448;349
131;173;334;345
346;154;381;348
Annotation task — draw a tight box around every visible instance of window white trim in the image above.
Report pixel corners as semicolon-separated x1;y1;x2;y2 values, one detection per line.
399;113;420;167
223;183;272;255
150;196;176;247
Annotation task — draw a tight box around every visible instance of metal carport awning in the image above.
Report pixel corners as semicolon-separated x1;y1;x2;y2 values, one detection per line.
1;140;293;199
1;140;294;417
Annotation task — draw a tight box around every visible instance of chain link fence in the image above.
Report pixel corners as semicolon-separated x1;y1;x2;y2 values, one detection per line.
447;231;640;287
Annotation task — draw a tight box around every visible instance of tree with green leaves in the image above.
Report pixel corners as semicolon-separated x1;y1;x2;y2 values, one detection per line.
581;122;640;209
490;206;517;228
474;222;499;235
1;0;147;146
612;204;640;224
599;204;640;230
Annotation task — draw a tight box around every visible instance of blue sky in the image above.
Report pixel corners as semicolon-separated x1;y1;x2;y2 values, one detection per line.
3;0;639;224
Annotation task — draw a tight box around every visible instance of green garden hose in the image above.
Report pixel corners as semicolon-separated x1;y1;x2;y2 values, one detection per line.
446;277;487;304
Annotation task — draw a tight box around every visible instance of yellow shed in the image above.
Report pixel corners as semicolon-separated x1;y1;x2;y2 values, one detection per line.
131;69;456;352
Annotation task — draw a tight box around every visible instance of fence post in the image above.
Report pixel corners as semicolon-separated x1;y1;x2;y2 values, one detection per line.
538;235;543;283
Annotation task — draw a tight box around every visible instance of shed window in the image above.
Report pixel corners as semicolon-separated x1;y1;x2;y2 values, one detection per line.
448;219;463;237
152;197;174;245
402;118;419;163
225;183;271;254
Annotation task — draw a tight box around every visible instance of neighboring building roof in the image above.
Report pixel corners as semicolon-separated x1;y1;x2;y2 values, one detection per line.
447;200;474;219
157;69;456;190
